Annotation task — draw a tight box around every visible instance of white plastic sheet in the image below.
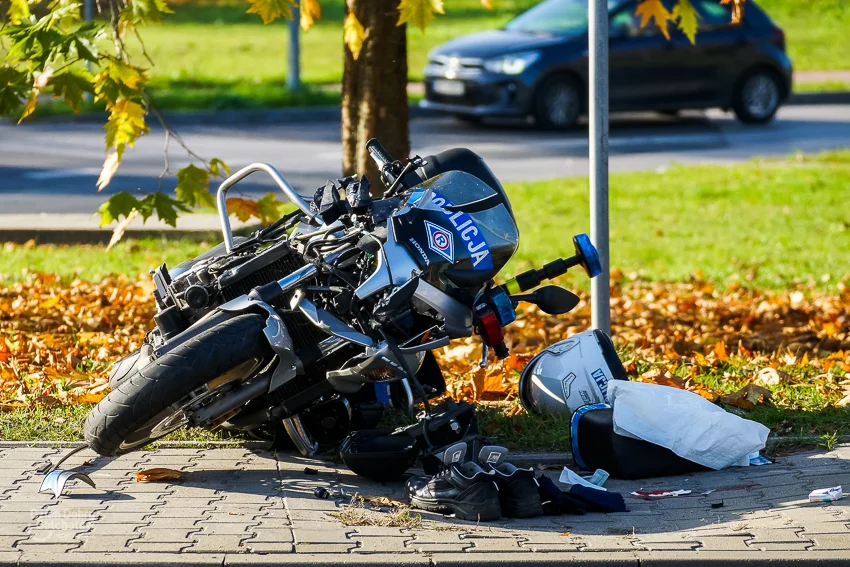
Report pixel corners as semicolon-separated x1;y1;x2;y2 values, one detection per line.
608;381;770;470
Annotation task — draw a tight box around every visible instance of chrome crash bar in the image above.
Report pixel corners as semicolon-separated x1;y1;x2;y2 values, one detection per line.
216;163;319;253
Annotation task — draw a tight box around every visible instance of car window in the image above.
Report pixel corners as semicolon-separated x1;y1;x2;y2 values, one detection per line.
506;0;622;36
610;4;666;38
694;0;736;30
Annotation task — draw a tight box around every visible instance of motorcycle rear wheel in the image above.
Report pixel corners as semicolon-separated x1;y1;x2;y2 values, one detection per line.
84;314;272;457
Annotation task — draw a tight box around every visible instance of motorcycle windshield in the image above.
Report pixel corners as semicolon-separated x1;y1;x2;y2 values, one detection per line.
395;171;519;287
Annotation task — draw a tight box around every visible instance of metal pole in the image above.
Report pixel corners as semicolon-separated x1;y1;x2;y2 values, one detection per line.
83;0;94;103
287;8;302;91
588;0;610;334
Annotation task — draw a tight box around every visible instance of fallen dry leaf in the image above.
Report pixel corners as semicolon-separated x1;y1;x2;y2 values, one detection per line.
721;385;773;410
714;341;729;362
754;367;792;387
361;495;406;508
1;272;849;411
135;468;185;482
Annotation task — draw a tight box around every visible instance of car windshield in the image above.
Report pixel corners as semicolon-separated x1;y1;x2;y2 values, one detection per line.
505;0;621;35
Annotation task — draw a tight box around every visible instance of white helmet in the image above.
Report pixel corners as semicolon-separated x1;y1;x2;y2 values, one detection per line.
518;329;626;417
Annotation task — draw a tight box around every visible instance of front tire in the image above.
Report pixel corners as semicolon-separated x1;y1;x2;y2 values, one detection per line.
732;69;782;124
85;314;272;456
534;75;581;129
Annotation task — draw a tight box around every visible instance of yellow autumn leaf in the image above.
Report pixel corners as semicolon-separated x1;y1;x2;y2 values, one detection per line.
344;12;366;60
38;296;61;309
7;0;31;24
109;60;147;91
720;0;744;24
300;0;321;30
97;152;121;191
247;0;297;24
635;0;672;40
397;0;444;32
226;197;261;222
673;0;699;44
19;91;38;123
104;100;148;155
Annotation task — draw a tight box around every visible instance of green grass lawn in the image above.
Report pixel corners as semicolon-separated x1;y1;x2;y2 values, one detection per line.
760;0;850;72
17;0;850;114
134;0;849;88
4;150;849;290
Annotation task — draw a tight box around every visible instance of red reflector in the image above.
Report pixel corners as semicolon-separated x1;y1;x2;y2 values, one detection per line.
479;311;504;347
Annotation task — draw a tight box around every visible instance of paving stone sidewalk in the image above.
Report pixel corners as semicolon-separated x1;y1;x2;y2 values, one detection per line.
2;442;850;566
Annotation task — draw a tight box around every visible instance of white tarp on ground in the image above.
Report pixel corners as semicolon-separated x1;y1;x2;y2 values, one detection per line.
608;380;770;470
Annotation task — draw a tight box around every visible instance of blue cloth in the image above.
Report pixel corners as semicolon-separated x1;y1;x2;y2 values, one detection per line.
537;474;627;515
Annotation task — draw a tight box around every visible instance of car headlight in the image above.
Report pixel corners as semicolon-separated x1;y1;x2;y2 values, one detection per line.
483;51;541;75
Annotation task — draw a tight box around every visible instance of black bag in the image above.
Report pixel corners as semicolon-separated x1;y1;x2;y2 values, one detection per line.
570;404;708;479
393;399;480;475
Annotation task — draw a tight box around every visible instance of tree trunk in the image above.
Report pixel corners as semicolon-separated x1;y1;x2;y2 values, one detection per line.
341;0;409;188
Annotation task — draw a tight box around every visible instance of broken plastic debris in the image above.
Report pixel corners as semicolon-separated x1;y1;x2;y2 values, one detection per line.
631;489;692;498
584;469;609;487
38;469;96;498
559;467;607;491
749;454;773;466
808;486;843;503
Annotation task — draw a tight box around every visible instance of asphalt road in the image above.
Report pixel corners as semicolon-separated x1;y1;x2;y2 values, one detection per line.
1;104;849;214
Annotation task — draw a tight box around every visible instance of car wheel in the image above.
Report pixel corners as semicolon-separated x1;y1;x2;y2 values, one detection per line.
732;70;782;124
534;75;581;129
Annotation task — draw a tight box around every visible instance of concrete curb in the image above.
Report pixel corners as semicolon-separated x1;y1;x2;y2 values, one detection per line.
10;91;848;127
2;433;843;467
0;224;261;245
788;91;850;106
0;228;223;246
0;441;574;467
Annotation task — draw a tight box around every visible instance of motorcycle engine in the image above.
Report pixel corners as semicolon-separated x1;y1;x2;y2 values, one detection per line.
165;238;306;323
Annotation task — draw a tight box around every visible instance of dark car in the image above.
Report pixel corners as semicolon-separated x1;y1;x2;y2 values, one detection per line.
421;0;792;127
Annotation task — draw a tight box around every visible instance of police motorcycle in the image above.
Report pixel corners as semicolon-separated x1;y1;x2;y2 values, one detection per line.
82;140;603;458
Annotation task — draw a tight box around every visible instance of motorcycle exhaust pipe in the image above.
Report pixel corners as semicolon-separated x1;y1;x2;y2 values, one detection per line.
282;414;318;457
192;371;272;426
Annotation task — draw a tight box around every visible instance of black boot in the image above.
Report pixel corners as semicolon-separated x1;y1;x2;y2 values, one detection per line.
405;442;501;521
477;445;543;518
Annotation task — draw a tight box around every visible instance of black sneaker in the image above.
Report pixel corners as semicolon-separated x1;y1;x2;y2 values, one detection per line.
405;442;501;521
477;445;544;518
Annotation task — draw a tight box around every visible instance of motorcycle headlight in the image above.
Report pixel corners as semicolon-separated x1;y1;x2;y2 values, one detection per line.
483;51;541;75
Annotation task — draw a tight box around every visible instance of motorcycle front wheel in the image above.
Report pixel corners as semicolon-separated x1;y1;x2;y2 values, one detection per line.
84;314;273;457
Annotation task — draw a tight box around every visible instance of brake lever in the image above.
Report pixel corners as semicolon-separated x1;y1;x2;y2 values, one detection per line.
479;343;489;369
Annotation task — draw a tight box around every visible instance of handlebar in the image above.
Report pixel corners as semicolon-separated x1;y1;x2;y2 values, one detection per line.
502;233;601;294
366;138;393;169
215;163;319;254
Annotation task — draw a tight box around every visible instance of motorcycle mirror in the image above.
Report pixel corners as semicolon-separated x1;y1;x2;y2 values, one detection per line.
573;233;602;278
532;286;581;315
